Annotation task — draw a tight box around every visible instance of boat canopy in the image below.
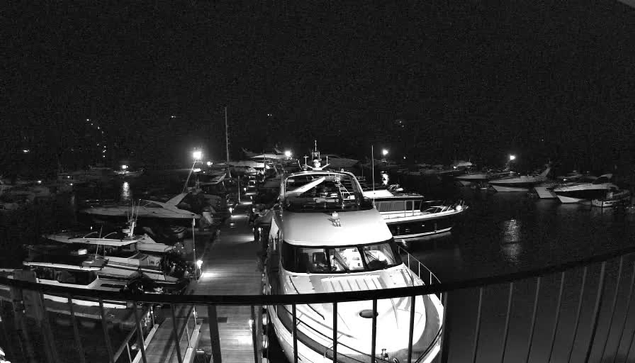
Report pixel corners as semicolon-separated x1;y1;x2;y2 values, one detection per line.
283;171;372;212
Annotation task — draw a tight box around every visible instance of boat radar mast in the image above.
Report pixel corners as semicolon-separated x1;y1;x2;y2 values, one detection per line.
302;140;330;170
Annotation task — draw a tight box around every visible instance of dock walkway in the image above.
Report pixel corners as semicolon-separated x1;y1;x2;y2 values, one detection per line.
144;205;263;363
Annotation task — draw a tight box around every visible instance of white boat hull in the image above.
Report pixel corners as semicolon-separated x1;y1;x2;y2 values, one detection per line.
267;293;443;363
556;195;587;204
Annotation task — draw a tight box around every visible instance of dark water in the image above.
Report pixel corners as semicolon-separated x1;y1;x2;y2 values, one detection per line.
397;177;635;363
3;172;635;362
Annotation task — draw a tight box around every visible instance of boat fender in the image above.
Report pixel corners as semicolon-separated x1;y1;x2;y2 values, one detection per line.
261;335;269;350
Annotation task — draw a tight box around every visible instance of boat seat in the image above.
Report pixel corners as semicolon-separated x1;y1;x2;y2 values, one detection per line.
312;252;327;265
298;253;311;273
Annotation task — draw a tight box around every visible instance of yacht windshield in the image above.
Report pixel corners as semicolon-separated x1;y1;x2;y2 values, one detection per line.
284;172;371;212
281;240;402;273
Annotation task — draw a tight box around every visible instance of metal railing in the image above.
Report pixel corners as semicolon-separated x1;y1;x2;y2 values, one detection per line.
3;244;635;363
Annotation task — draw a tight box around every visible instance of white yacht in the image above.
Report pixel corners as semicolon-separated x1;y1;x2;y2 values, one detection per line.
488;166;551;192
363;185;467;248
0;253;154;325
553;174;618;204
532;172;595;199
29;238;192;290
455;169;516;187
263;154;443;363
81;193;200;220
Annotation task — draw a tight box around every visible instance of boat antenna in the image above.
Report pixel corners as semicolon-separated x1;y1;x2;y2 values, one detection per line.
371;145;375;193
225;105;230;163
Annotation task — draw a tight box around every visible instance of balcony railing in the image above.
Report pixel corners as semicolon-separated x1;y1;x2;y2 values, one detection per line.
2;244;635;363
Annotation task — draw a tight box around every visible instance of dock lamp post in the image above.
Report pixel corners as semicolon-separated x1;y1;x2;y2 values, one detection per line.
371;146;390;192
183;149;203;194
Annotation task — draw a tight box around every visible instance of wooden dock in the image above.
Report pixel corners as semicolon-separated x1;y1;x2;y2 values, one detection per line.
144;205;264;363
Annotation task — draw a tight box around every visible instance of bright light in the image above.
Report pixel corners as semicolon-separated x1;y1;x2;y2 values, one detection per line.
37;180;42;184
382;149;389;156
193;168;201;173
22;149;30;153
509;154;516;161
284;150;292;158
196;260;203;269
199;271;217;280
206;161;212;167
192;150;203;161
121;164;128;170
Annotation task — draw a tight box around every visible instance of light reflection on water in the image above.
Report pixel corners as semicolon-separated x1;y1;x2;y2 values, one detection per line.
121;181;132;202
500;219;523;265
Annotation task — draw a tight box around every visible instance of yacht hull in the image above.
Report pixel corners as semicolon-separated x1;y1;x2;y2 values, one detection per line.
267;292;443;363
554;189;613;204
385;210;463;245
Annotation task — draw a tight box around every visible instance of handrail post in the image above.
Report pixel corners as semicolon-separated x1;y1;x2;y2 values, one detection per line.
132;303;148;363
170;304;183;363
439;292;451;363
584;261;608;363
208;304;222;363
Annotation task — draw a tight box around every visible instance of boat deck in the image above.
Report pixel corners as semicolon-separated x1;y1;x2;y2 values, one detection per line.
144;204;263;363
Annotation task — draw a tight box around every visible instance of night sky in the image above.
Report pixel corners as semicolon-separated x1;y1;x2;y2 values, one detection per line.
3;1;635;174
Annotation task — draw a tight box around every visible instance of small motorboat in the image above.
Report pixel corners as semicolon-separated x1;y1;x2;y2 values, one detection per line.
591;189;632;208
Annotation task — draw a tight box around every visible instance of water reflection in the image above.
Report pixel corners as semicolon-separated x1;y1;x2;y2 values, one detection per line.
121;181;132;202
501;219;521;244
500;219;522;265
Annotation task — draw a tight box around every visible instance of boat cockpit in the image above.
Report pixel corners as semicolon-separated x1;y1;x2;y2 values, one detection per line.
281;240;402;274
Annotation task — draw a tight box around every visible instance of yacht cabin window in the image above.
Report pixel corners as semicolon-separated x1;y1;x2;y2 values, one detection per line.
281;240;401;273
32;267;95;285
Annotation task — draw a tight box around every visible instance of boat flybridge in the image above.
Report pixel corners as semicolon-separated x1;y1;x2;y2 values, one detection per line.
43;220;177;255
263;153;443;363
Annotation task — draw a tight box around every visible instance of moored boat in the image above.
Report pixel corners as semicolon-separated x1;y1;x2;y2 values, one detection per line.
488;166;551;192
0;254;156;328
262;151;443;363
364;185;467;248
553;174;617;204
591;189;632;208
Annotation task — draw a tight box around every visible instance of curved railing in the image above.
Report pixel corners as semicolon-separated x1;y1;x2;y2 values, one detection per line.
2;243;635;362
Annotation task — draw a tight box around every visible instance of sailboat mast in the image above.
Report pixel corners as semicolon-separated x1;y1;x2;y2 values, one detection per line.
225;106;229;163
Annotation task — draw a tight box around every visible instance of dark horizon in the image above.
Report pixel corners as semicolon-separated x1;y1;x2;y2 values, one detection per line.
3;1;635;176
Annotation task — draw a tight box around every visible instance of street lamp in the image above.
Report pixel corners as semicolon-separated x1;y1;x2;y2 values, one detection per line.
382;149;389;157
509;154;516;161
284;150;292;159
183;149;203;193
